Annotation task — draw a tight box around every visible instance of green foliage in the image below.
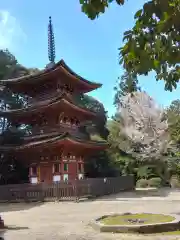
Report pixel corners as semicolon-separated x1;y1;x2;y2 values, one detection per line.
120;0;180;91
75;94;106;115
167;100;180;142
0;49;32;184
137;165;158;180
136;178;149;188
80;0;180;91
107;117;139;177
79;0;125;20
85;151;116;178
0;127;25;145
74;94;109;139
148;177;162;188
114;72;141;107
170;175;180;188
90;134;106;142
0;49;30;79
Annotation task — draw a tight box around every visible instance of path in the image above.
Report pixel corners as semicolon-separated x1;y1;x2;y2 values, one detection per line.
1;189;180;240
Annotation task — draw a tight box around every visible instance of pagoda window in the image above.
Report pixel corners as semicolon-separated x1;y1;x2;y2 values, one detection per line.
63;163;68;172
53;163;60;173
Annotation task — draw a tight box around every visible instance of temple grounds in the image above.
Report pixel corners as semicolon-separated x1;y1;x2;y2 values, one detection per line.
2;189;180;240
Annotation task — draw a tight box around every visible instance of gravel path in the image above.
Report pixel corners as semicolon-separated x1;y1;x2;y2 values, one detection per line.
1;190;180;240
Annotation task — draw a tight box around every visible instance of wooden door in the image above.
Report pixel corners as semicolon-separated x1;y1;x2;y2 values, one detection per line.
40;164;52;183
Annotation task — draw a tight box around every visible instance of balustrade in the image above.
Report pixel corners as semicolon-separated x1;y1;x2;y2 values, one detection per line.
27;86;73;104
24;123;89;140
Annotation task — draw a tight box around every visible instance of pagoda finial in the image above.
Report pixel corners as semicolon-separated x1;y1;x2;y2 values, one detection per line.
48;16;56;64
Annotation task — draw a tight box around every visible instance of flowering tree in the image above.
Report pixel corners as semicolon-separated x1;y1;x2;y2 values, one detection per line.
119;91;169;160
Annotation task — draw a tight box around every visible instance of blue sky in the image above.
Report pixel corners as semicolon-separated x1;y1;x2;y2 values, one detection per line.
0;0;180;117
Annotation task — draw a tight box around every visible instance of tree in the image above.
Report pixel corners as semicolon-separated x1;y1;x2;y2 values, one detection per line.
75;94;109;139
79;94;114;177
80;0;180;91
109;91;172;183
0;49;32;184
0;49;30;79
0;50;30;131
119;91;169;161
80;0;125;20
114;72;141;107
166;100;180;143
106;114;138;176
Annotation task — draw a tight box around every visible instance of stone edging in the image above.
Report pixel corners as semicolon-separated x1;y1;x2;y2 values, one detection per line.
91;213;180;234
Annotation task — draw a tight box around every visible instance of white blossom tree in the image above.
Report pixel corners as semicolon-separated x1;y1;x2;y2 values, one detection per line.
118;91;169;161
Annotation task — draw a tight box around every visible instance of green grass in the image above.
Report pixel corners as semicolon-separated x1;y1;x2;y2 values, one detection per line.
100;213;175;225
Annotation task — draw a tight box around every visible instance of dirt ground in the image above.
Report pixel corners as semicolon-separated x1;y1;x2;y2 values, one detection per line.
1;189;180;240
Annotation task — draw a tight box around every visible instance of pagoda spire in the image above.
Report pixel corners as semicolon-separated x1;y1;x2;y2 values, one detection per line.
48;16;56;64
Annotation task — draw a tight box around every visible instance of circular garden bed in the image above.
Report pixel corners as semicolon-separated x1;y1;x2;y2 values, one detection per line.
91;213;180;234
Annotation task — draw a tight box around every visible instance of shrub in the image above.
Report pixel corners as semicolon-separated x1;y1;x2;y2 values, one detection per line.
170;175;180;188
148;177;162;188
136;179;149;188
137;165;158;180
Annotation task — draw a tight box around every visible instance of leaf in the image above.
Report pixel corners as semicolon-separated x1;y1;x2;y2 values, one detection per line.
116;0;125;5
119;58;124;65
153;60;160;68
134;9;143;19
79;0;180;92
124;30;132;36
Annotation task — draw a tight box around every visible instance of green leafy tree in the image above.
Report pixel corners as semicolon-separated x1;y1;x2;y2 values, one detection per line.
107;115;137;176
114;72;141;107
0;49;32;184
167;100;180;143
80;0;180;91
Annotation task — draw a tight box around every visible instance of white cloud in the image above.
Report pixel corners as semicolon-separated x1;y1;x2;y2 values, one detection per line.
0;10;26;50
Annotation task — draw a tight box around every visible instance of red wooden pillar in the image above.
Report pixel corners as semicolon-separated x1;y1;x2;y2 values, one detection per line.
0;216;4;228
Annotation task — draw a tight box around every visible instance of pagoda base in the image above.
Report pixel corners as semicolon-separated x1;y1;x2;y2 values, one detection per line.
29;160;84;183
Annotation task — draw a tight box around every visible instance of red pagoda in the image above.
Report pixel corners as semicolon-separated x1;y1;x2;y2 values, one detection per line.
0;17;107;183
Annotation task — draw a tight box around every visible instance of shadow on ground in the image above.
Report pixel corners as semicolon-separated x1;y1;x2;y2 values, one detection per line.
0;202;44;213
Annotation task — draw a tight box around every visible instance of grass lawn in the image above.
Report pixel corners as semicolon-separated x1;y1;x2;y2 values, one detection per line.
100;213;175;225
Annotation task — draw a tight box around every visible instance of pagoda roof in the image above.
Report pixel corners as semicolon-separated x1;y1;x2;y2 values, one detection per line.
0;60;102;94
0;132;108;152
0;94;98;121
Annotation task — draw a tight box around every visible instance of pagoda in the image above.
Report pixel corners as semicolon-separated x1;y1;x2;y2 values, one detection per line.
0;17;107;183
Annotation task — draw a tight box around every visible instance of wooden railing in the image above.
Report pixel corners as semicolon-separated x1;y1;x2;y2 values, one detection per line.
24;124;89;140
0;176;134;203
